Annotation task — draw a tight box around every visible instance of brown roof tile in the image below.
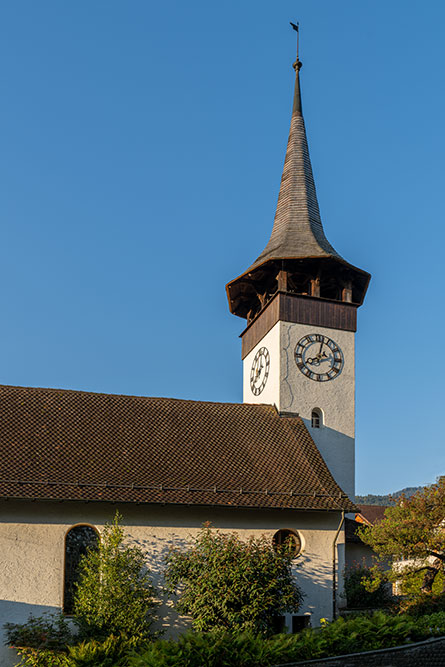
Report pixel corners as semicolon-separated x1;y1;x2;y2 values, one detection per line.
0;384;354;511
357;505;388;525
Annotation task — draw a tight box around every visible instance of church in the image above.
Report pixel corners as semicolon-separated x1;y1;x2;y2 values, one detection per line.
0;46;369;666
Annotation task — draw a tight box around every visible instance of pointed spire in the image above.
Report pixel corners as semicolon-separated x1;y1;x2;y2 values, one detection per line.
251;58;340;269
226;48;370;320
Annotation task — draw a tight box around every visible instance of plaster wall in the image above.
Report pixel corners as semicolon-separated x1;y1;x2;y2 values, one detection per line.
243;321;355;498
243;321;281;407
0;501;345;666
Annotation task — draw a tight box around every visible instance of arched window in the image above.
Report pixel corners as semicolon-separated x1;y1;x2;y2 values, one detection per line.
63;525;99;614
273;529;302;557
311;408;323;428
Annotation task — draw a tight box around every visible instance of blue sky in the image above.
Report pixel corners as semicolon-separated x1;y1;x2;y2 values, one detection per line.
1;1;444;495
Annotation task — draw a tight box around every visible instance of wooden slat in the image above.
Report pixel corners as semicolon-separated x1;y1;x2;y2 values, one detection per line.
241;293;357;359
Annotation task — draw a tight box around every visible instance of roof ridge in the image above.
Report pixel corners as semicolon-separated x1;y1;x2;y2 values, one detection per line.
0;384;278;409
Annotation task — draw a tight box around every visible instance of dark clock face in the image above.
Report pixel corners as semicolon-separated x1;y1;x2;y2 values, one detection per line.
294;333;343;382
250;347;270;396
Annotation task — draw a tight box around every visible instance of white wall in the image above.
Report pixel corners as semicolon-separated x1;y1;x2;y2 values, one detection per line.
243;321;355;499
0;501;345;666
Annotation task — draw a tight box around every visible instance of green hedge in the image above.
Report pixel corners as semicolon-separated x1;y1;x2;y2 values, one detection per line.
128;612;445;667
11;611;445;667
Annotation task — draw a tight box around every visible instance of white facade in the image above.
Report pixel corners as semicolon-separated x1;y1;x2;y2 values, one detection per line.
0;501;346;667
244;321;356;499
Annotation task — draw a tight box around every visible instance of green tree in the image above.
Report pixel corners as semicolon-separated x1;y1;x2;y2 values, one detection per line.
73;512;157;640
342;561;392;609
164;523;304;635
359;478;445;595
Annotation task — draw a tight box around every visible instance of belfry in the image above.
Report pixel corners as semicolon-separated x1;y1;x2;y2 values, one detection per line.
227;49;370;499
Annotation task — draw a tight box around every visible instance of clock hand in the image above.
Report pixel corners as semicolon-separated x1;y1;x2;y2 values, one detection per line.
318;340;324;354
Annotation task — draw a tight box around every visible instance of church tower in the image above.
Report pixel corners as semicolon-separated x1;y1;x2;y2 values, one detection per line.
226;53;370;500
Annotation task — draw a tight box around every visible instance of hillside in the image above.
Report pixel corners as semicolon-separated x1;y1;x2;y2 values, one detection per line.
356;486;422;506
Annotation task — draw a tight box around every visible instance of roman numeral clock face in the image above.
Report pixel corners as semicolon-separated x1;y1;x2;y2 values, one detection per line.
294;334;344;382
250;347;270;396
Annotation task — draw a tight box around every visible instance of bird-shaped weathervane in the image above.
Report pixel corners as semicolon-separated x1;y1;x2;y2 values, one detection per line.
289;21;300;63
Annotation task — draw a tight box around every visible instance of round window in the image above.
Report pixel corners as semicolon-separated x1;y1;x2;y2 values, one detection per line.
273;529;302;557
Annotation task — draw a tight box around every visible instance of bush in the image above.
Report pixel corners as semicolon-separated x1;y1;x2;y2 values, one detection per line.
9;636;141;667
343;562;393;609
128;611;445;667
10;647;69;667
9;610;445;667
5;613;75;652
73;513;157;641
128;631;286;667
65;635;140;667
399;591;445;617
164;523;304;635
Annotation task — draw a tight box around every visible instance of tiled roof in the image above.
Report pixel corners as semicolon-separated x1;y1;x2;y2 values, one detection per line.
0;384;353;511
357;505;388;525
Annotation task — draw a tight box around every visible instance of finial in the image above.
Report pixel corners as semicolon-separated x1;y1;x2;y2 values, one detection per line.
290;21;302;70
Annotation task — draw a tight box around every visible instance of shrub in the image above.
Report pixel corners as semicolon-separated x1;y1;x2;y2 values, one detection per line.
128;631;286;667
65;635;140;666
73;512;157;641
9;648;69;667
10;610;445;667
342;562;393;609
128;611;445;666
9;635;142;667
399;591;445;617
164;523;304;635
5;613;76;651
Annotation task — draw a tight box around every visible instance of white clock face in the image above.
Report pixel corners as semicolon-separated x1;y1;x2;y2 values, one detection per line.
250;347;270;396
294;333;343;382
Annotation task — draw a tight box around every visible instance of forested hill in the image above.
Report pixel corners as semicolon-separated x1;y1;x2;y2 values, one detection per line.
356;487;422;506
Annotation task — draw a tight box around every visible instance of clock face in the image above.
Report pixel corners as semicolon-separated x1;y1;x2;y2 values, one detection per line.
250;347;270;396
294;333;344;382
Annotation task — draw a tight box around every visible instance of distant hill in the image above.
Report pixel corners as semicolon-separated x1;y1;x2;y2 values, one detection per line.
356;486;422;506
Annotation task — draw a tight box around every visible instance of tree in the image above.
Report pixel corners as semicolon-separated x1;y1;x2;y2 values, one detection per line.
164;523;304;635
359;478;445;595
73;512;157;640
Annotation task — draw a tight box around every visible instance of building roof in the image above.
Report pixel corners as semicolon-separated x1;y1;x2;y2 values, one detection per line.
345;505;388;544
356;505;388;525
0;384;353;512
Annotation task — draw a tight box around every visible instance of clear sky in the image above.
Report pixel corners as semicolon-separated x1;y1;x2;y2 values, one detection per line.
1;1;444;495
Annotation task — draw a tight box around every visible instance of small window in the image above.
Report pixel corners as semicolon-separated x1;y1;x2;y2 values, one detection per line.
273;529;302;557
63;525;99;614
311;408;322;428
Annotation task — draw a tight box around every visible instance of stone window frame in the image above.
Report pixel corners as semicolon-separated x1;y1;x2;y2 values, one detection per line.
272;528;303;558
63;523;100;615
311;407;323;429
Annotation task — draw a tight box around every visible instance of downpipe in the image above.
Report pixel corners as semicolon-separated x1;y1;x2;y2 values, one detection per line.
332;510;345;621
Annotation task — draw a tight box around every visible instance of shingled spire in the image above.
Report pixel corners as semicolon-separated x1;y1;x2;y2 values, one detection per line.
226;55;370;322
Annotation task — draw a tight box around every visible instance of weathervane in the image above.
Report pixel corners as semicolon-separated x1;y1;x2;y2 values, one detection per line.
290;21;302;70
